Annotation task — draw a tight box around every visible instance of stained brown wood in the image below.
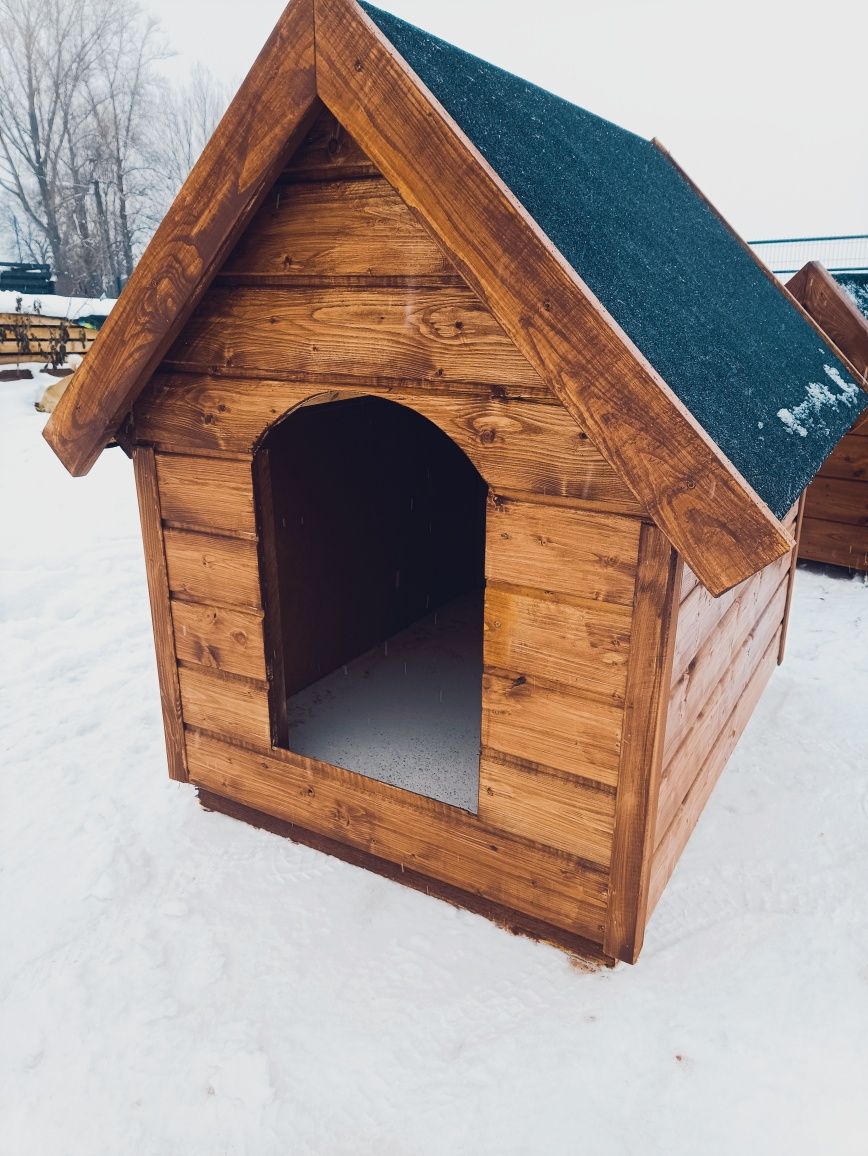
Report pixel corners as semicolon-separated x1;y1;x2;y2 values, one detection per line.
221;177;456;280
603;525;680;962
666;564;790;764
179;665;271;749
803;477;868;527
155;452;256;537
656;591;786;844
315;0;791;596
786;263;868;383
43;0;318;475
649;631;781;911
484;584;631;705
137;376;643;513
813;435;868;482
485;497;641;608
198;787;615;963
477;753;616;867
282;106;380;181
133;447;187;781
799;515;868;571
482;671;623;788
671;549;791;685
186;729;610;940
171;601;266;681
164;529;261;610
778;494;805;664
166;285;544;389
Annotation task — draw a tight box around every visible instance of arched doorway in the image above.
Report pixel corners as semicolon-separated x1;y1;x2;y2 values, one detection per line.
255;395;488;811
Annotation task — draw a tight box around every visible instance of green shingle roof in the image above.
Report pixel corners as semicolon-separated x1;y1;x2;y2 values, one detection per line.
362;3;866;519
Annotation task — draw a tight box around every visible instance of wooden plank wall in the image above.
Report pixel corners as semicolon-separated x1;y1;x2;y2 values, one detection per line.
647;502;801;910
800;412;868;571
131;108;657;953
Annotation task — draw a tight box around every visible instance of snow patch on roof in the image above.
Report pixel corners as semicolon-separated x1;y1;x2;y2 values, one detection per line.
777;364;862;439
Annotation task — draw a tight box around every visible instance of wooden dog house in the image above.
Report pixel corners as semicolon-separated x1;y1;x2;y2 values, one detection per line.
43;0;866;963
787;262;868;571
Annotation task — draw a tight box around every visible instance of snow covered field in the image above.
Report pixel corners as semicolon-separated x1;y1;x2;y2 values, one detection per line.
2;373;867;1155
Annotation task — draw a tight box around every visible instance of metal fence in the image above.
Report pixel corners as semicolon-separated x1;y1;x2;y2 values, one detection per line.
748;234;868;277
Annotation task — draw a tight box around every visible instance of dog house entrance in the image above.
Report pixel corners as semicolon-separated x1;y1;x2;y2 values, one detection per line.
257;396;487;812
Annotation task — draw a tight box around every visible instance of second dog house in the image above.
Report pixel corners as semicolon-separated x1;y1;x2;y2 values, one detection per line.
788;262;868;571
43;0;865;963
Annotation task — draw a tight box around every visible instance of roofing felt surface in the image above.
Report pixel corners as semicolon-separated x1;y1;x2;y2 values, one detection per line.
362;3;866;519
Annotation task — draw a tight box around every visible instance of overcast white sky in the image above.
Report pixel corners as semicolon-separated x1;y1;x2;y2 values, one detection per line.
145;0;866;240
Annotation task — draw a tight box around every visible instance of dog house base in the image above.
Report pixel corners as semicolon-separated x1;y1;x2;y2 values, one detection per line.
198;788;617;966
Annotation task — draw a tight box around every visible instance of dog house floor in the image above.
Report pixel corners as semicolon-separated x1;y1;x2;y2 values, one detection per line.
284;590;484;811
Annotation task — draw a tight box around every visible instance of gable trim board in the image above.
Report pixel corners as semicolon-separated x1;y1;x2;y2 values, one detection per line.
44;0;864;596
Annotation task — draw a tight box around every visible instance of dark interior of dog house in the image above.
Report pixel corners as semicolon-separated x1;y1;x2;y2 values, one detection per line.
255;396;488;811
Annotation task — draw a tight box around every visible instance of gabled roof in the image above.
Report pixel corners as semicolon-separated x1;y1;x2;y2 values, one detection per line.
360;4;866;521
43;0;866;595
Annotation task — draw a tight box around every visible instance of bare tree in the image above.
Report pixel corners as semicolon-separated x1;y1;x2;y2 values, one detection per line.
0;0;228;295
0;0;114;291
148;64;230;224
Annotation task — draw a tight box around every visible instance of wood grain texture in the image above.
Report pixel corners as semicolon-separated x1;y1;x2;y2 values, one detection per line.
133;447;187;781
665;564;790;764
137;377;642;513
485;496;641;608
155;452;256;537
482;671;623;788
172;601;266;681
786;262;868;383
44;0;318;475
186;729;610;940
179;665;271;749
164;529;261;610
655;589;786;845
603;524;680;963
198;787;615;962
315;0;791;596
477;753;616;867
220;176;456;280
282;105;379;181
166;285;544;389
648;632;781;911
803;477;868;527
799;515;868;571
671;548;791;685
484;584;631;705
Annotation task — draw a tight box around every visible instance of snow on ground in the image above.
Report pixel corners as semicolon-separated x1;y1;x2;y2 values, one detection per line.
0;290;115;321
1;372;867;1155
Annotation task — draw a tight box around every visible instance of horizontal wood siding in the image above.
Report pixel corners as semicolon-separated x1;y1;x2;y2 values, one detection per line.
648;532;794;906
186;729;609;941
164;529;261;610
137;378;641;513
221;177;455;280
172;601;266;681
166;285;543;388
477;753;616;867
648;632;781;911
156;452;256;537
